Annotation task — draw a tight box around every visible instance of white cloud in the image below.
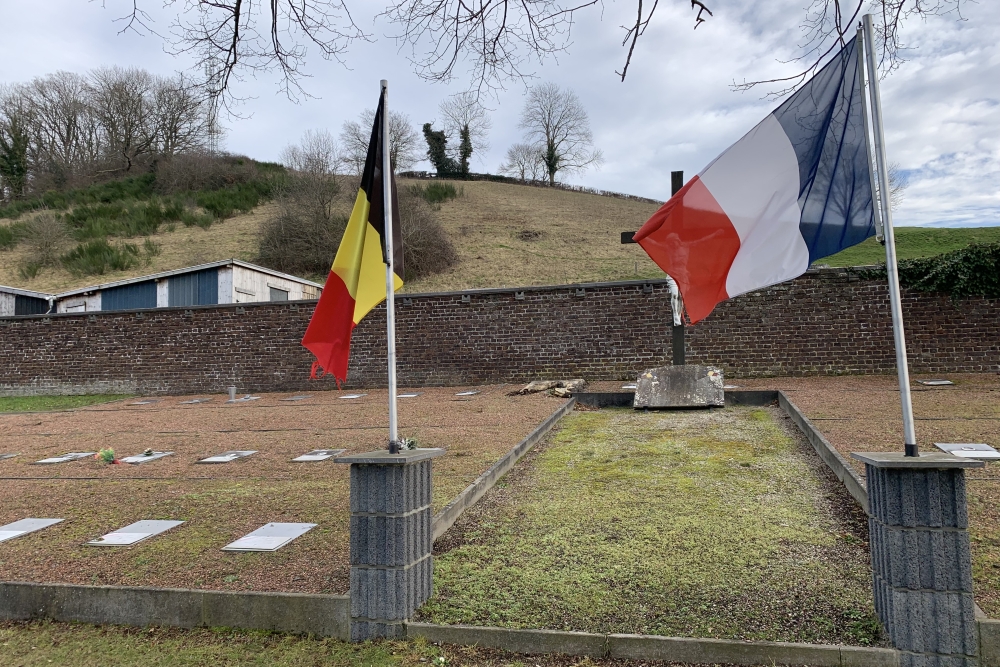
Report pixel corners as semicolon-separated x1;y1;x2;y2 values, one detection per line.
1;0;996;227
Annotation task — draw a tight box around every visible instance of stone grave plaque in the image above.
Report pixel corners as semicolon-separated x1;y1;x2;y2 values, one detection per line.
180;398;213;404
0;518;63;543
935;443;1000;460
339;394;366;400
120;451;174;464
455;391;479;396
633;365;725;409
128;399;161;406
87;520;184;546
0;453;18;460
222;522;317;552
280;395;313;402
398;392;422;398
197;450;257;464
226;395;261;403
292;449;345;462
918;379;954;386
34;452;95;465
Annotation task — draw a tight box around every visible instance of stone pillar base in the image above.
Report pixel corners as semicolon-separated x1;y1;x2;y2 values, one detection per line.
337;448;444;642
853;452;984;667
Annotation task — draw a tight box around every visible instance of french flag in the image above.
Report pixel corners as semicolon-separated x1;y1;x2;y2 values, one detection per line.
635;35;875;323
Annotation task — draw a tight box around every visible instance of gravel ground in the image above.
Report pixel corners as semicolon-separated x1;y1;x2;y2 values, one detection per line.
0;386;566;594
730;373;1000;617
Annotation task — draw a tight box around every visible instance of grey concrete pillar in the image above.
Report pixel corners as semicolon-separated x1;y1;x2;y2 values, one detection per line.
853;452;985;667
336;448;444;642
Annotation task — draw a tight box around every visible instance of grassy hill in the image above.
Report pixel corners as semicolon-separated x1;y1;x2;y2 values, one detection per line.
2;175;997;295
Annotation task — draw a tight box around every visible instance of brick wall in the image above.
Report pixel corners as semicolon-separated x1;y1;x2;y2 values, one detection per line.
1;269;997;395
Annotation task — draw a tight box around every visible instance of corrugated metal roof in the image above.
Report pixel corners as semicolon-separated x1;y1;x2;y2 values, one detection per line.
0;285;54;300
54;260;323;299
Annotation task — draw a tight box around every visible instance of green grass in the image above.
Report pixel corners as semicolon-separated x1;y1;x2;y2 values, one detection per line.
421;407;882;646
0;621;445;667
0;395;130;413
820;226;1000;267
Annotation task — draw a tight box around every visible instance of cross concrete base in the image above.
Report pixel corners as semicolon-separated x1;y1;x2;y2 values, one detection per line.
336;448;445;641
853;452;984;667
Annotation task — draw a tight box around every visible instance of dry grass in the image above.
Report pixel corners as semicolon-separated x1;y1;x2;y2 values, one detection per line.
0;205;274;293
737;373;1000;617
401;180;663;293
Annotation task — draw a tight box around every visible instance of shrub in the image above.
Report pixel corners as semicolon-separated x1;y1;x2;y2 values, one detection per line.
20;213;70;269
61;239;146;276
398;188;458;279
408;182;460;205
256;181;456;282
853;242;1000;299
0;221;28;250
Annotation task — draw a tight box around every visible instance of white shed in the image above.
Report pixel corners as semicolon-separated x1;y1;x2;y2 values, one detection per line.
0;286;54;316
54;260;322;313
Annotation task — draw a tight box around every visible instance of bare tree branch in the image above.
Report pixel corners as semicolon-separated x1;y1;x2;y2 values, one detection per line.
733;0;966;98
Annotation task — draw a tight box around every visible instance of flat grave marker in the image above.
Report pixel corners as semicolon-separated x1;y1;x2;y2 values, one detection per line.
222;522;317;552
398;392;422;398
87;520;184;547
292;449;345;462
120;451;174;464
935;443;1000;460
0;518;63;543
226;395;261;403
196;450;257;464
280;395;313;402
0;453;18;460
34;452;95;465
455;391;479;396
339;394;366;400
918;379;954;386
180;398;213;404
128;399;161;406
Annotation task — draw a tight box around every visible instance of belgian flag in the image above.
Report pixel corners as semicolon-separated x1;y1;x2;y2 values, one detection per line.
302;90;403;383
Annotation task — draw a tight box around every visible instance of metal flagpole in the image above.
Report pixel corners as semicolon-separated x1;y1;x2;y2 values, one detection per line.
856;28;884;244
381;79;400;453
862;15;918;456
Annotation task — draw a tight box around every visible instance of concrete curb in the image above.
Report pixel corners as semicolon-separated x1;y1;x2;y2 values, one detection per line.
778;391;870;514
406;622;900;666
431;397;576;541
0;581;350;639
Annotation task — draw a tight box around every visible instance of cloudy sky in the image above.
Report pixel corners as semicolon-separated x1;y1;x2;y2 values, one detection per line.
1;0;996;227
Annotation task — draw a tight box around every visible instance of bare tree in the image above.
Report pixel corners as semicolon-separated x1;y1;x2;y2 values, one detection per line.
279;129;342;226
439;92;491;168
25;72;102;187
105;1;969;98
340;109;420;175
87;67;158;172
499;143;545;181
152;75;213;155
518;83;602;186
0;84;33;201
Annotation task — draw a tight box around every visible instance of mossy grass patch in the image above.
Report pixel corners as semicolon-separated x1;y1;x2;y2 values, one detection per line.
0;394;130;413
423;407;882;646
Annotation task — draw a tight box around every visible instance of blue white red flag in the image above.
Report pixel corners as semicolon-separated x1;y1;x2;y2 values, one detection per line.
634;35;875;322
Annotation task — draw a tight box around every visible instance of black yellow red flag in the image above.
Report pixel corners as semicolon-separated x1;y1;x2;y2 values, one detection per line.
301;91;403;383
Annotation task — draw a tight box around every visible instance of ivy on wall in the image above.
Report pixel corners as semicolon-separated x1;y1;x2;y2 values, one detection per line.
852;242;1000;299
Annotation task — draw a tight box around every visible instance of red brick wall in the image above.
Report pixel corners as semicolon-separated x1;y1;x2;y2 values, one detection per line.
1;269;997;395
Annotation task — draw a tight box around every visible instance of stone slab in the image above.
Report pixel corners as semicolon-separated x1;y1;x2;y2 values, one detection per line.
633;365;724;408
406;622;607;657
336;448;445;465
852;453;984;469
